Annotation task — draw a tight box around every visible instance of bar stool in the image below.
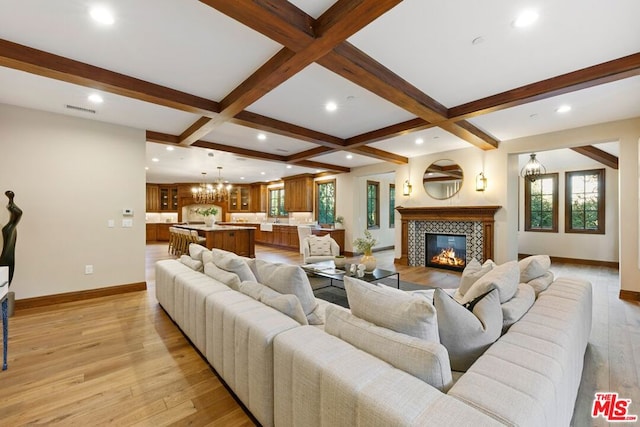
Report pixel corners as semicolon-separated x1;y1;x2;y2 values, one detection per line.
190;230;206;247
168;227;177;254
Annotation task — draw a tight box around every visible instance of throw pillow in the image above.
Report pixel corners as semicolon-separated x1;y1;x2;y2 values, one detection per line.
501;283;535;332
238;281;308;325
324;305;452;392
461;260;519;304
188;243;209;261
458;258;495;297
203;262;241;291
433;288;503;371
344;276;439;342
253;259;319;323
308;238;332;256
527;270;555;296
212;249;257;282
201;249;214;265
519;255;551;282
179;255;203;272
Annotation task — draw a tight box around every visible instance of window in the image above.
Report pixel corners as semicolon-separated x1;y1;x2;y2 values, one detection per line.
269;188;287;217
565;169;605;234
366;180;379;229
316;179;336;225
524;173;558;232
389;184;395;228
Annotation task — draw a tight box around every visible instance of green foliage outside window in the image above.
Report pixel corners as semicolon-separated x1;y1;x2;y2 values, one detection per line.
317;181;335;224
269;188;287;217
366;181;379;228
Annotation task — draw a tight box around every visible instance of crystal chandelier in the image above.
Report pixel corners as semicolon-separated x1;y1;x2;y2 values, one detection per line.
520;153;546;182
192;167;232;203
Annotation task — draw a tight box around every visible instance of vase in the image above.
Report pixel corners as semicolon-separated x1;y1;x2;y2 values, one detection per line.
204;217;215;227
361;254;376;273
334;256;346;268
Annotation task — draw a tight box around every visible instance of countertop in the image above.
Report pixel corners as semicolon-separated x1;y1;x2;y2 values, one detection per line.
175;224;257;231
217;222;341;232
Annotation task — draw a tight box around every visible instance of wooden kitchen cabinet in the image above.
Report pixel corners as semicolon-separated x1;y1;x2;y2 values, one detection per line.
250;184;267;212
146;223;158;242
283;175;314;212
159;186;178;211
228;185;250;212
146;184;160;211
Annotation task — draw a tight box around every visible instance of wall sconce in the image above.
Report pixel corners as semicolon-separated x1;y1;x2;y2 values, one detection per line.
402;180;412;196
476;172;487;191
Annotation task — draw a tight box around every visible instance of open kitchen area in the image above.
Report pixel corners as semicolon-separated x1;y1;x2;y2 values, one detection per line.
145;174;346;256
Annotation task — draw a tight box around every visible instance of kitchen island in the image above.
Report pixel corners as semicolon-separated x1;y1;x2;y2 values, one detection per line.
175;224;256;258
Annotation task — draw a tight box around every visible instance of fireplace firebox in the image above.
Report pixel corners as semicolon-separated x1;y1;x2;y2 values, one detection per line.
425;233;467;272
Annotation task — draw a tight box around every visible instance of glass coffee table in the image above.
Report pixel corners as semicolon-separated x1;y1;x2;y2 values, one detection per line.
302;261;400;290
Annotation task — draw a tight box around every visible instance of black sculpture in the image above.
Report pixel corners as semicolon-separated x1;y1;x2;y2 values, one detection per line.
0;191;22;286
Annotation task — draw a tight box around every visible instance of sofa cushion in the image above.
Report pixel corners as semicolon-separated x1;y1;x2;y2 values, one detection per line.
211;249;257;282
179;255;204;272
527;271;555;296
238;281;308;325
344;276;439;342
462;260;519;304
501;283;535;331
203;262;241;291
188;243;209;261
458;258;495;297
324;305;452;391
434;288;503;371
253;259;319;324
519;255;551;282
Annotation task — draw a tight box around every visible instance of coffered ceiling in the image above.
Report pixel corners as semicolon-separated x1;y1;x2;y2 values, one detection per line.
0;0;638;184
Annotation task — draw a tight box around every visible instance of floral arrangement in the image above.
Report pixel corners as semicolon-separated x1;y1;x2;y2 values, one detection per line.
353;229;377;255
195;207;218;217
335;215;344;224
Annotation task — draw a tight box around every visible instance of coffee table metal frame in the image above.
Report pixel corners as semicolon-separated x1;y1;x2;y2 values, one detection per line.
303;261;400;290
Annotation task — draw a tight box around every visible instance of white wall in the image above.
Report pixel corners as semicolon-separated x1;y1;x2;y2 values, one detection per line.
0;104;146;299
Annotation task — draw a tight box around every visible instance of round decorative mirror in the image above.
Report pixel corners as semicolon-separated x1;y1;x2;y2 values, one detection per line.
423;160;464;199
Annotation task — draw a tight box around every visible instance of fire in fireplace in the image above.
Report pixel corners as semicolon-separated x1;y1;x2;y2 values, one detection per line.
425;233;467;272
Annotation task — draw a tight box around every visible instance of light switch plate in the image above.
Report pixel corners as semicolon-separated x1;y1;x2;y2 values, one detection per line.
122;219;133;228
108;219;115;228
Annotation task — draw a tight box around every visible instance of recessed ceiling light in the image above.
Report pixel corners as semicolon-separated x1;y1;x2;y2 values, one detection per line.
166;146;174;151
240;177;245;180
257;133;266;141
151;158;159;162
286;165;292;169
513;10;538;28
556;105;572;113
90;6;114;25
325;101;338;112
346;154;353;159
145;167;149;170
88;93;103;103
261;172;266;175
415;138;424;145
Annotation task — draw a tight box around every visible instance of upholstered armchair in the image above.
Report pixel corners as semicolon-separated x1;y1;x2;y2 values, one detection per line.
302;235;340;264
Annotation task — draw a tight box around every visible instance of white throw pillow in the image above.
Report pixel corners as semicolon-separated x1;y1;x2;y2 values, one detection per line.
344;276;439;342
461;260;519;304
324;305;452;391
188;244;209;261
203;262;241;291
179;255;203;272
212;250;257;282
519;255;551;282
253;259;319;323
527;270;555;296
308;238;332;256
501;283;535;331
238;281;308;325
458;258;495;297
434;288;503;371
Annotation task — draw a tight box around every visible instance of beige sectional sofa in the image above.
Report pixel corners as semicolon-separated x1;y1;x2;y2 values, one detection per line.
155;247;592;427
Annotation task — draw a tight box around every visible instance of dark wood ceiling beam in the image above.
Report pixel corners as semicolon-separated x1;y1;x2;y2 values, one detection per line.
318;43;498;150
146;131;180;145
295;160;351;173
449;52;640;121
571;145;619;170
287;147;336;162
181;0;403;146
0;39;220;117
349;145;408;164
231;110;345;148
199;0;315;51
191;140;286;162
345;118;432;147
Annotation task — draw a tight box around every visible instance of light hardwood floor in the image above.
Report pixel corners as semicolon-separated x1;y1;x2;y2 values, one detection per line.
0;243;637;426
